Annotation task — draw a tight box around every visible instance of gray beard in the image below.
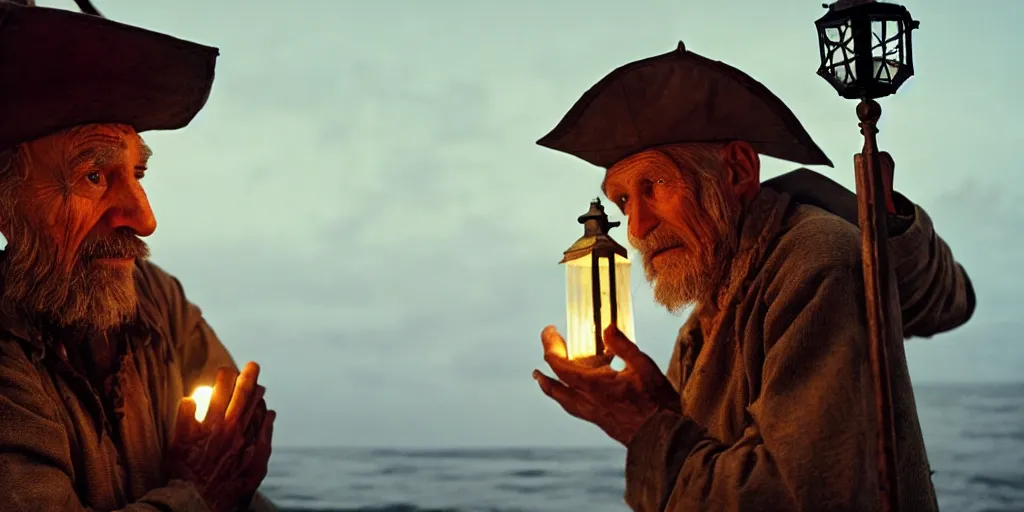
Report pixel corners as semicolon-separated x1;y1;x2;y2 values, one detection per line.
645;235;738;314
0;222;142;333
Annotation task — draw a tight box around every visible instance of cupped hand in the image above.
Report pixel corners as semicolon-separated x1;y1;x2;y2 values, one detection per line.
533;325;681;446
166;361;276;512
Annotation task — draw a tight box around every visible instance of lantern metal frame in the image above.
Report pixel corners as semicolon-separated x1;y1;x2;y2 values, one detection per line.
815;0;920;100
559;198;628;368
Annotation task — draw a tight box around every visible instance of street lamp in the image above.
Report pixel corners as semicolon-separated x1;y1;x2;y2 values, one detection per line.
815;1;920;511
559;198;636;368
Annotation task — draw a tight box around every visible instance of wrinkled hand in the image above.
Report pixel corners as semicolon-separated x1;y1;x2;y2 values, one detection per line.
165;362;276;512
532;325;681;446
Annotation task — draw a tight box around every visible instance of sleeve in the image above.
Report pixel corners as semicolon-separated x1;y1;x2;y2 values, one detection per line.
0;341;212;512
623;263;879;511
887;192;976;338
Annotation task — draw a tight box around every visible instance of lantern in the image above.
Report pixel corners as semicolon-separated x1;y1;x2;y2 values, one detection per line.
815;0;920;100
559;198;636;368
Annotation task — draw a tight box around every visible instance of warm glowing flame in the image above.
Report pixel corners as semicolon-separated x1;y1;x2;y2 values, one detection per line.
564;253;636;360
190;386;214;422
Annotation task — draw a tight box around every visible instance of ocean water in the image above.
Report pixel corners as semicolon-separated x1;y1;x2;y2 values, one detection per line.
263;383;1024;512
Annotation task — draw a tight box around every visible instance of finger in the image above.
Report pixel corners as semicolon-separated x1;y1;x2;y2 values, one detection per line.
259;412;276;467
242;396;267;442
602;325;671;389
261;410;276;444
206;366;239;426
247;403;266;443
237;386;267;436
172;397;198;445
532;370;598;421
225;362;261;426
248;410;276;476
542;325;617;387
602;325;647;368
540;325;568;359
543;354;617;393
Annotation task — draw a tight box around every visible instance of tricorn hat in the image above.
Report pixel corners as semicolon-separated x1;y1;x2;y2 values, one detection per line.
0;0;219;150
537;42;834;169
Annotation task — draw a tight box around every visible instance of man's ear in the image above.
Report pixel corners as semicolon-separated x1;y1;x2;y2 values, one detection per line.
722;141;760;199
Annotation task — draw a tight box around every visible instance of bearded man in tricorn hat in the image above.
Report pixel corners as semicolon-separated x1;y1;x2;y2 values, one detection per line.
0;1;278;511
532;42;975;512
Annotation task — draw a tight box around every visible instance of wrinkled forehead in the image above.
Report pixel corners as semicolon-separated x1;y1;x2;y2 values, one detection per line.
601;149;679;194
29;123;152;167
65;123;150;155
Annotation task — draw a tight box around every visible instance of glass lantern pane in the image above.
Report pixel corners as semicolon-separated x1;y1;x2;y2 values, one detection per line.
822;22;857;85
564;255;595;361
872;58;901;83
564;253;636;361
611;254;636;345
870;19;905;83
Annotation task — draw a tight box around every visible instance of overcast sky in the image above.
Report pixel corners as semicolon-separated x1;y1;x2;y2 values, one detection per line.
35;0;1023;448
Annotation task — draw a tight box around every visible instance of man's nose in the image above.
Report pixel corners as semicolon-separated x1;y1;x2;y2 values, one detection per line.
628;199;658;240
105;180;157;237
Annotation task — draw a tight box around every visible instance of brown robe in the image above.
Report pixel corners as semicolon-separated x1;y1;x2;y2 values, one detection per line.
623;181;975;512
0;259;277;511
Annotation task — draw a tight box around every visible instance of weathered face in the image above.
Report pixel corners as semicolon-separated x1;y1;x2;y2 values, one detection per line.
0;123;156;331
602;143;759;312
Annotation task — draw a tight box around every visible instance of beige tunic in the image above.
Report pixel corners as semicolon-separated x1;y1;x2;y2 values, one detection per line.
624;183;975;512
0;259;276;511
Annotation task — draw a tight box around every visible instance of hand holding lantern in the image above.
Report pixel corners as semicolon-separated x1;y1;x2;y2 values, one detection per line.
534;324;680;446
533;199;679;446
165;362;275;512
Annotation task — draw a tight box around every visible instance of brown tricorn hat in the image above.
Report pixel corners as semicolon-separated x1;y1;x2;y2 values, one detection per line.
537;42;834;169
0;0;219;150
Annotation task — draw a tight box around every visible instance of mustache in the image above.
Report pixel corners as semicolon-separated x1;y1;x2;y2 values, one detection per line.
629;227;688;258
78;231;150;262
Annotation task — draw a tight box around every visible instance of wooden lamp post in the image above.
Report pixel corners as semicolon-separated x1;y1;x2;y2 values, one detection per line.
815;1;921;511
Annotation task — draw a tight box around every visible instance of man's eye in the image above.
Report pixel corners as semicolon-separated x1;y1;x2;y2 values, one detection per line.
86;172;102;185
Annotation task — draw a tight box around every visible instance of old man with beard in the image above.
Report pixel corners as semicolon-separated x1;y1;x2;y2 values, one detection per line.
0;2;278;511
532;43;975;512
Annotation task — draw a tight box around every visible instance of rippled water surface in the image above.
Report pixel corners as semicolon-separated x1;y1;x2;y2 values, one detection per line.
263;383;1024;512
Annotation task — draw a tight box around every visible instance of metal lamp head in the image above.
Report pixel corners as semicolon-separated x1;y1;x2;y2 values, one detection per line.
815;0;920;100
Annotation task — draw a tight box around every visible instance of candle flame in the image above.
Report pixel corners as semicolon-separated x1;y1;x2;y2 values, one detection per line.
190;385;214;422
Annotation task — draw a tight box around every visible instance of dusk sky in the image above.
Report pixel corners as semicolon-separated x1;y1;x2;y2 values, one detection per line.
35;0;1022;448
